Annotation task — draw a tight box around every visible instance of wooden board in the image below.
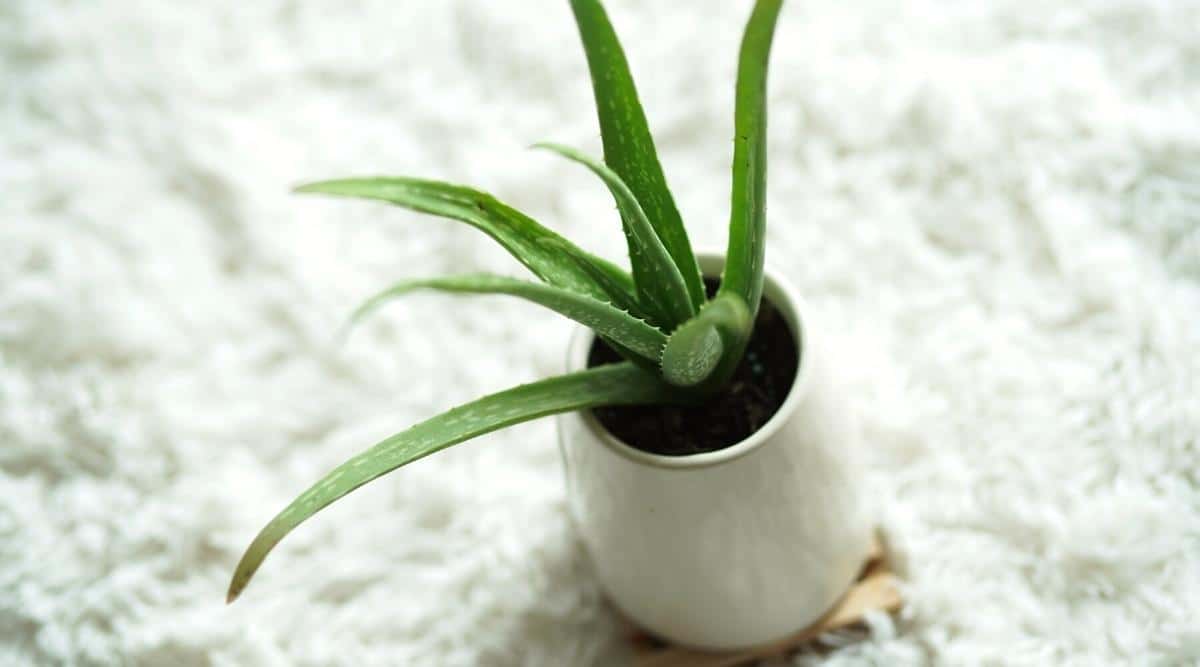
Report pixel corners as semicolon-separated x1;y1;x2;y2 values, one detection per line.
628;535;901;667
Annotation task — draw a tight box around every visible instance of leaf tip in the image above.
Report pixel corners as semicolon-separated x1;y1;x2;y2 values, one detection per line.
225;574;246;604
226;532;275;605
528;141;572;158
293;179;357;196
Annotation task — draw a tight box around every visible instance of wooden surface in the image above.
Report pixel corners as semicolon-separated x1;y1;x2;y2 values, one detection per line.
628;536;901;667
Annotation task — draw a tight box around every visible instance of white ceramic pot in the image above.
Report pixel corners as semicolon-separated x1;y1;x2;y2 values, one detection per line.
556;254;873;651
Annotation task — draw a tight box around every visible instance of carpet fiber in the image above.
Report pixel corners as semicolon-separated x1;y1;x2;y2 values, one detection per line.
3;1;1199;664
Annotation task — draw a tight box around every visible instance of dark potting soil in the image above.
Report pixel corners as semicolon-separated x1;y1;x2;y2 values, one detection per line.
587;279;800;456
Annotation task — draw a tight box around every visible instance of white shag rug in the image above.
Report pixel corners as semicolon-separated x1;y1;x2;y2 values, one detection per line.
3;0;1199;664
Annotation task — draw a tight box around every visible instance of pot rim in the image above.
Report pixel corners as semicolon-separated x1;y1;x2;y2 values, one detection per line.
566;252;813;470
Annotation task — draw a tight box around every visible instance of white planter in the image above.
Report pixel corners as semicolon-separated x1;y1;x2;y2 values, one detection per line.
556;254;874;651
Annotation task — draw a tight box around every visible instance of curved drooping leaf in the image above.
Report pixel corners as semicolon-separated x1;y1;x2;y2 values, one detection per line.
295;178;632;302
533;143;695;330
660;292;752;393
227;362;680;603
719;0;783;318
349;274;666;362
568;0;705;310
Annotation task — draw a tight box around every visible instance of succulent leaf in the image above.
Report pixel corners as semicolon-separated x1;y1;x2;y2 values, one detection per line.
533;143;695;330
295;178;632;302
348;273;667;362
719;0;783;318
661;323;723;388
227;362;680;602
660;293;752;393
538;237;643;318
568;0;706;310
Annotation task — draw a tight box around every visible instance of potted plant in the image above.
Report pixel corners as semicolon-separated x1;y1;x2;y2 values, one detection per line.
228;0;873;651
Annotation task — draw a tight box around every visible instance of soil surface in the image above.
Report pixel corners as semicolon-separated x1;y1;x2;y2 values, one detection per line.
588;280;800;456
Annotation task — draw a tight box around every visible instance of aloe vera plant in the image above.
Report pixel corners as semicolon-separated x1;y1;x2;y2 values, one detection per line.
228;0;784;603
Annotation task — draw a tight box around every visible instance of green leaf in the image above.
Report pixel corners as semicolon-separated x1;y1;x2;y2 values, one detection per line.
521;238;663;374
533;143;695;330
660;293;752;393
719;0;783;318
538;237;643;318
349;273;667;362
227;362;679;603
661;323;723;388
569;0;705;310
295;177;632;302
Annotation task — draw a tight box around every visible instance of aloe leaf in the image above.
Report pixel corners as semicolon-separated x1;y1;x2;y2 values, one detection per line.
227;362;679;602
577;254;639;310
660;292;752;393
719;0;783;318
349;273;666;362
538;237;642;318
569;0;705;310
296;178;632;302
533;143;695;329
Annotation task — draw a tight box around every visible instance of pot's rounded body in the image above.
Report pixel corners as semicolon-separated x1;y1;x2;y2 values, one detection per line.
555;255;873;651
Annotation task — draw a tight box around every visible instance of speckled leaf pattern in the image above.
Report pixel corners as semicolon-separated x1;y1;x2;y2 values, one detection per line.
661;293;752;392
347;273;667;361
226;362;680;602
534;143;695;330
295;178;633;302
720;0;783;317
569;0;706;310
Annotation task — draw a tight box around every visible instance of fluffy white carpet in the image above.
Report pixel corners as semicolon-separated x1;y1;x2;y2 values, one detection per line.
3;0;1199;664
